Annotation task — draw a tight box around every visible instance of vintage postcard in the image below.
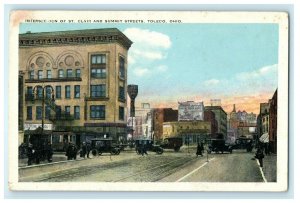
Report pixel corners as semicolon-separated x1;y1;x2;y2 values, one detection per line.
9;11;288;191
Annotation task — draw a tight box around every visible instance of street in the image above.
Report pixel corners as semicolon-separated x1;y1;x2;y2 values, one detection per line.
19;148;271;183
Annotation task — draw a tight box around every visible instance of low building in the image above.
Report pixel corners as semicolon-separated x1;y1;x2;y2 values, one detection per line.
163;121;211;145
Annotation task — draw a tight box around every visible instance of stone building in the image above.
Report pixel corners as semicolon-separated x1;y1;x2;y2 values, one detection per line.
19;28;132;150
132;103;151;139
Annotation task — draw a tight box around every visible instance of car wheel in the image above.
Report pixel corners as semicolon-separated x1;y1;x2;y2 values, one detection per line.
91;149;98;156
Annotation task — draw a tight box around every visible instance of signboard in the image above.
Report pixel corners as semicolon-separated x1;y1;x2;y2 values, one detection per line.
24;123;53;131
127;117;136;128
178;101;204;121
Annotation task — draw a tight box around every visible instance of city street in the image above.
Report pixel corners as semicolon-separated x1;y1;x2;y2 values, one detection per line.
19;147;271;183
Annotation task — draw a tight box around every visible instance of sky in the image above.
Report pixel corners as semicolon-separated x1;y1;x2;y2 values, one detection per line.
20;23;278;114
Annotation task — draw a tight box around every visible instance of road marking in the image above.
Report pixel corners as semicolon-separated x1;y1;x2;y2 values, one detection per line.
256;160;268;183
176;158;215;182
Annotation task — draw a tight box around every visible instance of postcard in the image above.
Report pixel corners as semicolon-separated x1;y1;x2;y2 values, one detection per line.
9;11;288;191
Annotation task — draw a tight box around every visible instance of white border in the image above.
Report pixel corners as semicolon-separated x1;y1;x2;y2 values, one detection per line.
8;10;289;192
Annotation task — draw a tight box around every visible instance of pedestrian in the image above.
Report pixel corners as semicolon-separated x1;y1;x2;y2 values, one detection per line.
255;147;264;167
27;143;35;166
66;142;76;160
86;142;91;158
196;142;203;157
44;141;53;163
81;142;87;158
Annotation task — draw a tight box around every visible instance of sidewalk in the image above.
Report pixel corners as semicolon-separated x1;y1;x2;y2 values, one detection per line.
19;153;69;167
262;153;277;182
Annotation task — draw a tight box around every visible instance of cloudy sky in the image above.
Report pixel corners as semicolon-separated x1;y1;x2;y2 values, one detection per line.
20;23;278;114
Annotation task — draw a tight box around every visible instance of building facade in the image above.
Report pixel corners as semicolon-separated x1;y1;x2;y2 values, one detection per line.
163;121;211;144
19;28;132;149
152;108;178;141
204;106;227;138
131;103;151;139
269;89;277;153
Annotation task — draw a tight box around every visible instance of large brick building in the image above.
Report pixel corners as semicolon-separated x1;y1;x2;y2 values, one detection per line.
19;28;132;149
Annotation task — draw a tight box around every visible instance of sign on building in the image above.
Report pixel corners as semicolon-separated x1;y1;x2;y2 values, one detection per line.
127;117;136;129
178;101;204;121
24;123;53;131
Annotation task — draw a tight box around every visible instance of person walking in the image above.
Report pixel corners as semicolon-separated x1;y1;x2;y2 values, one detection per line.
196;142;204;157
255;147;265;167
81;142;87;158
27;143;35;166
45;141;53;163
86;142;91;158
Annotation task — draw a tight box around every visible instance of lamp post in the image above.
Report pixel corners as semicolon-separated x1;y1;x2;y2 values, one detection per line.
32;84;55;145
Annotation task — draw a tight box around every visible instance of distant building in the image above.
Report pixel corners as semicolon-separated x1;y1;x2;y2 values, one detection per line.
204;110;218;136
152;108;178;141
163;121;211;144
269;89;277;153
204;106;227;139
132;103;151;139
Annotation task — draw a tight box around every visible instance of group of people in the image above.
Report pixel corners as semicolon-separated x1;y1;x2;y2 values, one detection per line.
26;141;53;166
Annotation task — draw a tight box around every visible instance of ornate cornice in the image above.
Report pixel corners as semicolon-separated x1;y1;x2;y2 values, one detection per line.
19;28;133;50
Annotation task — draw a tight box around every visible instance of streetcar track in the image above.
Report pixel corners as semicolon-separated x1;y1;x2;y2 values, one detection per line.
113;156;197;182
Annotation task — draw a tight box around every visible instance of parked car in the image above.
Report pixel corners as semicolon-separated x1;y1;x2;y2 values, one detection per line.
135;139;164;155
160;137;183;152
207;139;233;154
90;138;121;156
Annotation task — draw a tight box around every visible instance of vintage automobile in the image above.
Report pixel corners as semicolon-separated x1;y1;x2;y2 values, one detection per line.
234;137;254;152
160;137;183;152
135;139;164;155
207;139;233;154
90;138;121;156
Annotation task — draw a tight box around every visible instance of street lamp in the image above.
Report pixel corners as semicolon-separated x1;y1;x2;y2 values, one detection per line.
32;84;55;145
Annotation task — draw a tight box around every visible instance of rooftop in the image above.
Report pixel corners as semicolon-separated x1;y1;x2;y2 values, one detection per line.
19;28;133;49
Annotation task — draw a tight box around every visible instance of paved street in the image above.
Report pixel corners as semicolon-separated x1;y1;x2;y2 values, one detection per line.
19;148;275;183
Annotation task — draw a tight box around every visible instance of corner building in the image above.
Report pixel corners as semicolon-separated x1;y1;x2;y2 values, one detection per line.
19;28;132;149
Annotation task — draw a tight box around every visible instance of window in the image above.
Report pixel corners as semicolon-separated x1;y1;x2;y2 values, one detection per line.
38;70;43;79
74;85;80;98
36;106;43;120
75;69;81;78
90;105;105;119
37;86;43;99
74;106;80;119
45;106;51;119
119;86;125;100
91;68;106;78
90;85;106;98
29;71;34;79
26;106;32;120
119;56;125;79
47;70;52;79
58;69;64;78
55;106;61;119
45;86;52;99
67;69;73;78
65;85;71;98
91;55;106;64
119;106;124;120
65;106;70;116
27;87;33;99
56;86;61;99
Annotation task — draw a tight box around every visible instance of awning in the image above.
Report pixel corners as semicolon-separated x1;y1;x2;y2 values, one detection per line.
259;133;269;143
